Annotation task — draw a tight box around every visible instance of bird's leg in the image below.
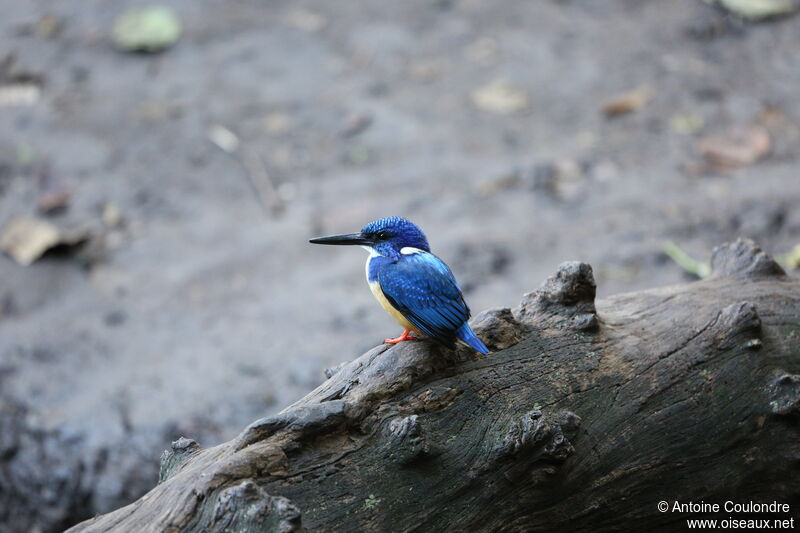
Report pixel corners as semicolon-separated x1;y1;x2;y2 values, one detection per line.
385;329;417;344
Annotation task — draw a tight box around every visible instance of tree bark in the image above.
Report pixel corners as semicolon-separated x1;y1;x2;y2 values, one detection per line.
68;239;800;532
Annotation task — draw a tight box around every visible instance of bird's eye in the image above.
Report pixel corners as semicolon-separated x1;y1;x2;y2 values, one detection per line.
376;231;389;240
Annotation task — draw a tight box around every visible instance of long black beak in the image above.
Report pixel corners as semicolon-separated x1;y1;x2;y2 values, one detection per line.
309;232;374;246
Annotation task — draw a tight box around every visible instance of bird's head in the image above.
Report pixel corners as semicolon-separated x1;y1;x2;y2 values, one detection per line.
310;216;430;257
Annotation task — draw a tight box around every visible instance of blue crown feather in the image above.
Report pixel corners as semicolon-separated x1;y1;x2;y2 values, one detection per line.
362;217;430;253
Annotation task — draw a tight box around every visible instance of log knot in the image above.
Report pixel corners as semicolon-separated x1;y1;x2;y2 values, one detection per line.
236;400;349;451
323;362;348;379
710;238;785;280
494;409;581;463
214;443;289;481
713;301;762;350
469;307;527;351
515;262;597;331
384;415;434;465
158;437;201;483
768;374;800;418
212;480;303;533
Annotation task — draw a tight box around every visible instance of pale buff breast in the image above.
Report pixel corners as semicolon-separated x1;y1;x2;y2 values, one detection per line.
369;280;418;333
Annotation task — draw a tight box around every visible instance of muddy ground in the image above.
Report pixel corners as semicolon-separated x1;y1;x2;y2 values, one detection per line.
1;0;799;531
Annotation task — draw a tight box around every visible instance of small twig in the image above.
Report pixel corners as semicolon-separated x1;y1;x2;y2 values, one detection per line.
208;124;283;217
241;146;283;216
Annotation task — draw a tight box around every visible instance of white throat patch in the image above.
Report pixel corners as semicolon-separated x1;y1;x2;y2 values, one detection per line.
364;246;380;282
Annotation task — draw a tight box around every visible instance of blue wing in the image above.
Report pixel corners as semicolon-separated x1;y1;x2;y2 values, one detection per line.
377;252;470;345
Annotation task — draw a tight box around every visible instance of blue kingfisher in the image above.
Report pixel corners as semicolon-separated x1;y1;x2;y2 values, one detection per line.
310;217;489;354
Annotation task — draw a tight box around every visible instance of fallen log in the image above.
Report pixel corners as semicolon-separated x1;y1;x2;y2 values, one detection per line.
69;238;800;532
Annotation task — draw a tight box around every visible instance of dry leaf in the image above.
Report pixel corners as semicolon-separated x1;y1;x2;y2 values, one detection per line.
407;59;443;83
208;125;240;154
471;80;529;114
602;86;652;117
759;104;788;128
35;14;62;38
670;112;704;134
476;172;521;197
37;175;72;213
716;0;798;20
285;9;327;32
101;203;124;228
0;84;40;107
341;113;373;137
134;100;179;122
696;124;771;170
38;189;71;213
37;165;72;214
112;6;181;53
1;216;89;266
262;112;293;135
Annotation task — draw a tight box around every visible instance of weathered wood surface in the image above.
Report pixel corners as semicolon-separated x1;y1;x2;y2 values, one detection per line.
69;239;800;532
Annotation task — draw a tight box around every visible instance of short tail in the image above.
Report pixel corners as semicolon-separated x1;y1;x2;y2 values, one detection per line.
456;323;490;355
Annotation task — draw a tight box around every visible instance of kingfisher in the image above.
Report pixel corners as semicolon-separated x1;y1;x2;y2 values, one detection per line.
310;217;489;355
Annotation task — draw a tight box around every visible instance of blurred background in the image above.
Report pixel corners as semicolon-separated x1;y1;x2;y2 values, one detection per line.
1;0;799;530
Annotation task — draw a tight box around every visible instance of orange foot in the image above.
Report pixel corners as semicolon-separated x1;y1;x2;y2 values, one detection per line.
385;329;417;344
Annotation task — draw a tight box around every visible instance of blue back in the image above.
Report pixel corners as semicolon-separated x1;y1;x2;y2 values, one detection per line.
376;251;470;345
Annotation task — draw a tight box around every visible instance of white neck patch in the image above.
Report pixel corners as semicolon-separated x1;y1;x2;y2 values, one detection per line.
362;246;381;257
400;247;425;255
